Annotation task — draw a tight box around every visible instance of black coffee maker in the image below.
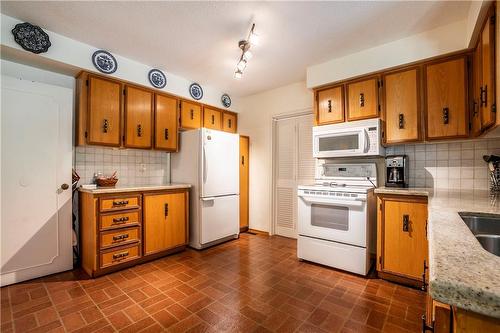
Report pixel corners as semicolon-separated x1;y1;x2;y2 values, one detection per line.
385;155;408;187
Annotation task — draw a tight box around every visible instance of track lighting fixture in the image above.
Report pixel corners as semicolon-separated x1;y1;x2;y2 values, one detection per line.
234;23;258;79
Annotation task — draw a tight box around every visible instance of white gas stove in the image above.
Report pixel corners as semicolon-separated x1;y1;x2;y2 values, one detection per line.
297;163;377;275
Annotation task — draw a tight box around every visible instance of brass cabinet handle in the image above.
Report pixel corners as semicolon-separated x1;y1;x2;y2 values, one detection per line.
402;214;409;232
112;216;129;223
164;128;169;140
103;119;109;133
242;156;245;165
112;200;129;206
228;119;232;128
112;234;129;242
137;124;142;137
164;203;169;217
359;93;365;107
112;251;129;260
442;107;449;124
211;114;215;124
398;114;404;129
480;85;488;107
327;100;332;113
190;109;194;119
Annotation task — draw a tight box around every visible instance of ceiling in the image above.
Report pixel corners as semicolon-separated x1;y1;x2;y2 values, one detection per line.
1;1;471;97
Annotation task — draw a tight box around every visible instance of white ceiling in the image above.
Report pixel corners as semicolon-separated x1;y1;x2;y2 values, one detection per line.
1;1;471;97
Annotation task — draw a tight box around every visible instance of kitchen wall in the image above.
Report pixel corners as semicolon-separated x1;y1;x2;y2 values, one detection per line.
387;139;500;190
74;146;170;186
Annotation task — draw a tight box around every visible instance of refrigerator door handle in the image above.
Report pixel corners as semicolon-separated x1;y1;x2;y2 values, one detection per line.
201;197;215;201
203;144;207;183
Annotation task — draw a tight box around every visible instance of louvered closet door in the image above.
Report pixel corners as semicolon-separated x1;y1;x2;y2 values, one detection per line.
274;114;314;238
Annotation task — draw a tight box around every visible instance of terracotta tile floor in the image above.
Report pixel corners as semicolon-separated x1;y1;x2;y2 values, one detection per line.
1;234;426;333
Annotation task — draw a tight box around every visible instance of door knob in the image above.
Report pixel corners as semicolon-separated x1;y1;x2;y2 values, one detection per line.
61;183;69;190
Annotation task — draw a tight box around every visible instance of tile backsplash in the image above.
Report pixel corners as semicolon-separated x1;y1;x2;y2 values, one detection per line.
74;146;170;186
386;139;500;190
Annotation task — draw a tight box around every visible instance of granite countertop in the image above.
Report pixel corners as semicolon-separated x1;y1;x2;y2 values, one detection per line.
376;187;500;318
78;183;191;194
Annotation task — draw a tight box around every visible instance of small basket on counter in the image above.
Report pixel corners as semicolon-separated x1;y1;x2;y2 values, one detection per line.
95;171;118;187
484;155;500;193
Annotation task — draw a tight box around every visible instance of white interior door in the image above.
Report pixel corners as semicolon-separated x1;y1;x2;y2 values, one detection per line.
1;75;73;286
274;113;314;238
201;129;239;197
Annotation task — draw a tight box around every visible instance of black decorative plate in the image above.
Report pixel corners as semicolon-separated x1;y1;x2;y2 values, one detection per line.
12;22;51;54
148;69;167;89
92;50;117;74
189;83;203;100
221;94;231;108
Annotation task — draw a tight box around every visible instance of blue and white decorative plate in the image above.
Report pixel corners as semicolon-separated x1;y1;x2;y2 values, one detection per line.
92;50;117;74
221;94;231;108
189;83;203;100
148;69;167;89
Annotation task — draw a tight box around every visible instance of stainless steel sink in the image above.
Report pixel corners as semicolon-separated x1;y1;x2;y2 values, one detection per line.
459;212;500;256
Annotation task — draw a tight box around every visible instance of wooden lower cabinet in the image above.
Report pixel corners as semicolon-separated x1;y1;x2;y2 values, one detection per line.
79;188;189;277
377;194;428;287
143;191;189;255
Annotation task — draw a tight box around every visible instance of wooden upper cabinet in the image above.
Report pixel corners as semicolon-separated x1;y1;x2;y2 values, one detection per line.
203;107;222;130
155;94;178;151
425;57;468;140
222;111;237;133
316;86;344;125
124;86;153;149
383;68;421;144
143;192;188;256
87;75;122;146
380;196;428;281
479;9;496;130
347;77;379;121
180;100;201;129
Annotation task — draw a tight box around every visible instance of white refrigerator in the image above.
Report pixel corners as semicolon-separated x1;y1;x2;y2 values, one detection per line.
171;128;240;249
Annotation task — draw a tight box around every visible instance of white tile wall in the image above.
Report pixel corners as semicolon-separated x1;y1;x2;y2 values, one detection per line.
74;146;170;186
386;138;500;190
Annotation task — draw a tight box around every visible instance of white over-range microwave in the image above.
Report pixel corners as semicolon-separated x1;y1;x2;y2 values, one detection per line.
313;118;385;158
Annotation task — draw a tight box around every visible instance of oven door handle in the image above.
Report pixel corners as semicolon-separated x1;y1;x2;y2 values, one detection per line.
299;196;364;207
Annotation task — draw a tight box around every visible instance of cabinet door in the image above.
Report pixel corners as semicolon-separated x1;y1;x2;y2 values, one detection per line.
347;78;379;121
87;75;122;146
222;112;237;133
144;192;187;255
471;45;482;137
382;198;428;280
180;100;201;129
239;136;249;230
203;107;222;130
124;86;153;149
384;68;420;144
425;57;468;140
317;86;344;125
155;94;178;151
480;11;496;129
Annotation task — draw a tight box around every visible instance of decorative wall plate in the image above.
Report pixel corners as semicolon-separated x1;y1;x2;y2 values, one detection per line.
92;50;117;74
12;22;51;54
221;94;231;108
189;83;203;100
148;69;167;89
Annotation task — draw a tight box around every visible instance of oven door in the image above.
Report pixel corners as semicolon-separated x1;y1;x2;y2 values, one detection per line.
298;195;367;247
313;129;368;158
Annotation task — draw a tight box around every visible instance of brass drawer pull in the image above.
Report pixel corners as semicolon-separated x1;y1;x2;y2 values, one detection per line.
398;114;404;129
327;99;332;113
228;119;232;128
112;234;129;242
137;124;142;137
211;114;215;124
442;107;449;124
112;216;129;223
112;251;129;260
164;128;169;140
402;214;409;232
190;109;194;119
103;119;109;133
164;203;169;217
359;93;365;107
112;200;129;206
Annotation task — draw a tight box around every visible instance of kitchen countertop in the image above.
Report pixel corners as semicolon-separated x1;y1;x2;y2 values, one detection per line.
373;186;431;197
375;187;500;318
78;183;191;194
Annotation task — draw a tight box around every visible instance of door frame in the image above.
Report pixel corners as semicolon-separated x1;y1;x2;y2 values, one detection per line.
270;108;313;236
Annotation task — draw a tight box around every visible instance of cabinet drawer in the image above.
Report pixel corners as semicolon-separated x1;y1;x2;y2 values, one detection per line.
100;244;140;269
100;196;140;212
100;211;140;230
100;227;140;249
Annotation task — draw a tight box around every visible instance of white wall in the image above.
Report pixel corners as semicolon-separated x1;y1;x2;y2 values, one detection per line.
0;14;238;112
238;81;312;232
307;19;468;88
